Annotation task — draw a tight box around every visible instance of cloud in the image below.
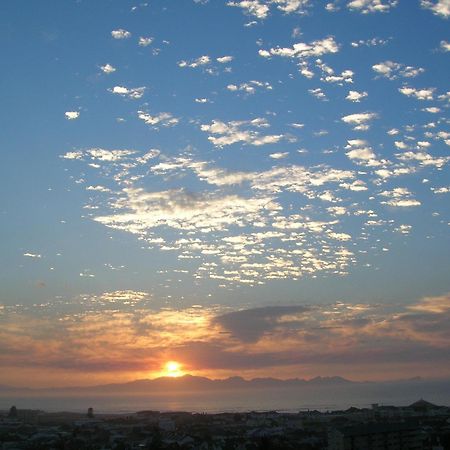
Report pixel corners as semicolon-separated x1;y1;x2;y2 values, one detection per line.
341;112;378;130
440;40;450;51
346;90;368;102
422;107;440;113
65;111;80;120
315;61;353;84
309;87;328;101
432;186;450;194
259;36;339;60
23;252;42;258
109;85;145;99
217;55;234;63
398;86;435;100
227;80;272;94
227;0;310;19
86;185;111;193
372;61;425;79
396;151;449;168
409;293;450;313
138;110;179;128
421;0;450;18
351;38;389;47
3;292;450;382
347;0;398;14
94;187;276;233
227;0;270;18
138;37;153;47
269;152;289;159
178;55;211;68
200;118;286;147
100;63;116;74
379;187;421;207
111;29;131;39
345;139;381;166
214;306;309;342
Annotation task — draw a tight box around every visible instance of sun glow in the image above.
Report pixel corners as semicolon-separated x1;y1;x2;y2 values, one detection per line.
164;361;183;377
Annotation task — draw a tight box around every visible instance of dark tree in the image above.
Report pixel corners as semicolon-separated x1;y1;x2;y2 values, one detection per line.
8;406;17;418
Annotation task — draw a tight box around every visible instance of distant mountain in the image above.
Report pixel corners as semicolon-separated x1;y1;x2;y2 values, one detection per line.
0;374;356;395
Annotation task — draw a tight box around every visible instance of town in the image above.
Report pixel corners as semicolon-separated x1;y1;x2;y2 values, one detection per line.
1;399;449;449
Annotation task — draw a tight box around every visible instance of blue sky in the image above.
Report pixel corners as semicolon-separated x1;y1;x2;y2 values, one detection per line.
0;0;449;385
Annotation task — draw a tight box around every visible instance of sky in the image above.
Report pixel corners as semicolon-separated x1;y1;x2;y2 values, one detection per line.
0;0;449;388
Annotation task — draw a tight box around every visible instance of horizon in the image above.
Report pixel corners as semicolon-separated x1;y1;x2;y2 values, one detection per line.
1;0;449;400
2;371;450;391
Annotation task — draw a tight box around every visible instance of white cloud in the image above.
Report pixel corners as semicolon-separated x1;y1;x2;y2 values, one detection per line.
227;80;272;94
379;187;421;207
316;61;354;84
178;55;211;68
227;0;270;18
24;252;42;258
396;151;450;168
346;90;368;102
308;87;327;101
345;139;381;166
86;185;111;193
195;98;211;103
138;111;179;128
440;40;450;51
269;152;289;159
399;86;435;100
351;38;389;47
325;2;340;11
111;29;131;39
61;151;84;160
100;63;116;74
432;186;450;194
138;37;154;47
259;36;339;60
372;61;425;79
227;0;310;19
109;86;145;99
420;0;450;18
422;107;441;113
341;112;378;130
95;187;277;233
201;118;286;147
65;111;80;120
217;55;234;63
347;0;398;14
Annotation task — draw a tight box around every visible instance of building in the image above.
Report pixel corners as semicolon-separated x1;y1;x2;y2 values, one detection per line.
328;422;426;450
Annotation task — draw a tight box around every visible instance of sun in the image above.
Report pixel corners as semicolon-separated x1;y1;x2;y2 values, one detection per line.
164;361;183;377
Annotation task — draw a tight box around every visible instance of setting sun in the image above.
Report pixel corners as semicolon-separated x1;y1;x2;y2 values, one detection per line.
164;361;183;378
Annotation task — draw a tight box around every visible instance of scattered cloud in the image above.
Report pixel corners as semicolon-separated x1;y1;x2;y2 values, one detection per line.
109;85;146;99
138;110;179;128
347;0;398;14
341;112;378;130
420;0;450;18
100;63;116;74
138;37;153;47
227;0;311;19
346;90;368;102
65;111;80;120
23;253;42;258
200;118;286;147
309;87;328;101
227;80;272;94
111;29;131;39
399;86;435;100
440;40;450;51
372;61;425;79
